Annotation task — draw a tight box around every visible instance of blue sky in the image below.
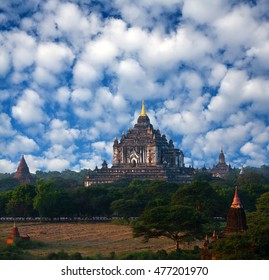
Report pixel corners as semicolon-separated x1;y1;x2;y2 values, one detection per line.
0;0;269;173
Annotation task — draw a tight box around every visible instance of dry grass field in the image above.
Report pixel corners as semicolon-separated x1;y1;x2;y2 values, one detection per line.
0;222;186;258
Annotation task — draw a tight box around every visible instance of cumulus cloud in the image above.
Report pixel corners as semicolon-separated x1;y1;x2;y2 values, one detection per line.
0;135;39;157
73;61;100;87
46;119;80;146
182;0;228;24
36;42;74;73
25;154;70;172
0;48;10;76
1;0;269;171
12;89;47;125
55;86;71;106
0;159;17;173
0;113;16;138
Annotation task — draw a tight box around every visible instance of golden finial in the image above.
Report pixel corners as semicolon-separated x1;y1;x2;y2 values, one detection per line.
140;100;147;116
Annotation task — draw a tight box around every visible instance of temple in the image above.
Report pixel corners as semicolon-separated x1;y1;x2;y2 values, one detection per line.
84;101;195;186
14;155;34;185
223;186;247;235
210;148;233;178
6;222;30;245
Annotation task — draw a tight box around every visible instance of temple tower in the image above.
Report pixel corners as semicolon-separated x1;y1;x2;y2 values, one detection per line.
84;100;194;186
6;222;20;245
224;186;247;234
210;147;233;178
14;155;33;185
218;147;225;164
112;100;184;168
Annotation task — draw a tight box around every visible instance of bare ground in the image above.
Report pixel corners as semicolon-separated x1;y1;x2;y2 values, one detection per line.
0;222;184;258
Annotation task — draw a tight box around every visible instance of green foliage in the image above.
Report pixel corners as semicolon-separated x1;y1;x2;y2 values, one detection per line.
246;192;269;258
35;169;88;186
0;245;27;260
194;171;213;182
6;184;37;217
172;181;225;219
34;179;73;219
47;250;83;260
118;249;200;260
212;233;255;259
111;199;140;219
13;238;46;250
0;191;13;216
73;186;113;217
0;177;20;192
236;171;269;211
133;204;203;250
110;180;182;219
213;192;269;259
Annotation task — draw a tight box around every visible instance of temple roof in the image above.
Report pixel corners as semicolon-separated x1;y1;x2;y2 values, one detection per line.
140;100;147;116
137;100;150;125
14;155;33;184
231;186;243;208
218;147;225;164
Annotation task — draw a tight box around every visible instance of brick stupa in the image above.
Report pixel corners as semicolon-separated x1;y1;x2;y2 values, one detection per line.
14;155;33;185
223;186;247;235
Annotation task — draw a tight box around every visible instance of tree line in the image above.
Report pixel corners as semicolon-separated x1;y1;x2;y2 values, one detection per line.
0;170;269;259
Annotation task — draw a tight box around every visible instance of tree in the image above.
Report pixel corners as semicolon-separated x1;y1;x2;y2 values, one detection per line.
246;192;269;258
6;184;36;218
212;233;255;259
110;199;142;219
33;179;72;219
133;205;203;250
72;186;113;217
0;191;13;216
212;192;269;259
171;181;225;219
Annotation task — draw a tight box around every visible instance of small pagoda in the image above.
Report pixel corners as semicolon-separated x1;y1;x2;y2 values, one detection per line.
14;155;33;185
6;222;30;245
223;186;247;235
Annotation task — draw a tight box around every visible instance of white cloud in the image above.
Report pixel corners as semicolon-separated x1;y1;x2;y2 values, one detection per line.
33;67;58;86
46;119;80;146
1;0;269;171
182;0;228;24
55;2;92;37
0;113;16;138
208;63;228;87
71;88;92;104
243;78;269;113
92;141;113;156
12;89;47;125
0;135;39;157
26;154;71;172
0;48;10;76
240;142;266;167
55;86;71;106
104;19;147;52
0;159;17;173
117;58;160;100
46;158;70;171
212;4;259;62
79;156;103;170
73;61;100;87
36;42;74;74
114;0;183;28
247;42;269;71
188;126;240;161
83;39;119;66
7;31;36;71
205;69;248;123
